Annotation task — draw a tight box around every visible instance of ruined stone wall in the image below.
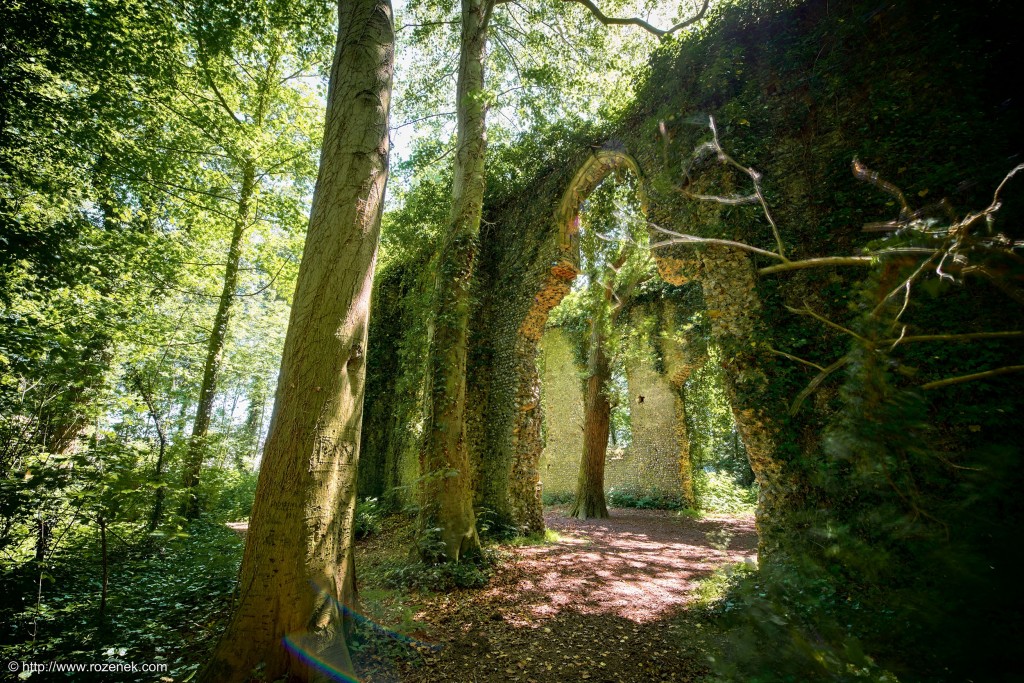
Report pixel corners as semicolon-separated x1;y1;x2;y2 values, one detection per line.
536;328;584;497
537;324;689;503
617;355;686;499
359;0;1022;555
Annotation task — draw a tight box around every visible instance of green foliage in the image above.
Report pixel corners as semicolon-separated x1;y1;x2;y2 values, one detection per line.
606;487;687;510
355;497;386;540
197;467;258;522
0;521;244;682
692;471;758;514
475;507;521;542
541;490;576;506
505;528;564;547
698;559;902;683
692;561;757;610
0;0;331;673
347;600;433;665
379;544;498;592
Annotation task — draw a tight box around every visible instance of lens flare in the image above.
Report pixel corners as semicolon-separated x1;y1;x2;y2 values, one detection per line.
282;579;443;681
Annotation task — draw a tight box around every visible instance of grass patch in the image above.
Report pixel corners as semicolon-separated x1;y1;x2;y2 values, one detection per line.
505;528;564;546
692;561;758;611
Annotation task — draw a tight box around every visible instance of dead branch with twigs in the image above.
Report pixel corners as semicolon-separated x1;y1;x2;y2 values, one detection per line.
650;115;1024;409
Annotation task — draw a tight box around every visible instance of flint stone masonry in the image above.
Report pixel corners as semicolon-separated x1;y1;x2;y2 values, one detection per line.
538;326;690;503
537;328;585;496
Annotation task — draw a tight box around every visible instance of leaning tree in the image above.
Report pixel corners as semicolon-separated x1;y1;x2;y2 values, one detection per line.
200;0;394;678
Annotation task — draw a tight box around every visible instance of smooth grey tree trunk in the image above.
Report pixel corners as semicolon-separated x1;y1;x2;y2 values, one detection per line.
200;0;393;679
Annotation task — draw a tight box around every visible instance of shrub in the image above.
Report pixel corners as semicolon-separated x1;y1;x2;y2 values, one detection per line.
475;507;520;541
541;490;575;505
694;470;757;513
379;549;497;592
606;487;687;510
354;497;385;539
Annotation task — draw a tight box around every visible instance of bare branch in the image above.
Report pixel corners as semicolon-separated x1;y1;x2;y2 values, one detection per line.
397;19;458;32
986;162;1024;214
852;158;911;219
391;111;456;131
649;224;784;261
564;0;710;38
789;356;851;415
758;256;874;274
884;330;1024;347
704;116;787;259
785;303;872;346
920;365;1024;390
871;250;942;319
768;346;826;372
687;192;759;206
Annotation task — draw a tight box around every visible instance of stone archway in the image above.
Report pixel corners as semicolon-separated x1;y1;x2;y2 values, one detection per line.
504;146;783;556
506;149;659;532
555;150;649;250
505;149;648;532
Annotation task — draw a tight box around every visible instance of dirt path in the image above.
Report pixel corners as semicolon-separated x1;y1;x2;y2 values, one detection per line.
357;507;757;683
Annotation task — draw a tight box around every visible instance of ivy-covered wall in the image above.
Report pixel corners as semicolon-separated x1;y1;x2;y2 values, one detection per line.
358;0;1023;677
361;0;1023;545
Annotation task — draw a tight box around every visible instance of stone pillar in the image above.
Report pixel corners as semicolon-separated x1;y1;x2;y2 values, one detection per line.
506;262;576;533
508;338;545;533
698;245;786;557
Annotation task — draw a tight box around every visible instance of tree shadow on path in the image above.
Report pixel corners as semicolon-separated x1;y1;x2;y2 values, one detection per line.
357;507;756;683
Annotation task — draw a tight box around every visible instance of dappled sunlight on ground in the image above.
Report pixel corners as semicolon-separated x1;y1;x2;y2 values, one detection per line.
511;508;756;623
356;507;757;683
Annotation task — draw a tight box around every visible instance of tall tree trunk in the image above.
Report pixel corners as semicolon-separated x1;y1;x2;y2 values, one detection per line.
98;513;108;618
200;0;393;679
181;162;256;519
243;378;267;462
133;373;168;532
570;316;611;519
418;0;492;561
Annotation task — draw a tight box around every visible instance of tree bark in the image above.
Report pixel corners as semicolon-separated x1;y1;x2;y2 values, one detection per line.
570;313;612;519
133;373;168;532
418;0;492;561
98;513;108;617
181;161;256;519
200;0;393;679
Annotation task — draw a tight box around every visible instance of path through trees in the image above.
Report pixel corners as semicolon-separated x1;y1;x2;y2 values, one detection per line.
356;508;756;682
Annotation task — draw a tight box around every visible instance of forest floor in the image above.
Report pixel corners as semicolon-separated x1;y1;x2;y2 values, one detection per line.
354;507;757;683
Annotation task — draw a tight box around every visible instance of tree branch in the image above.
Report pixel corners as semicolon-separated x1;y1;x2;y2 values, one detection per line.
564;0;710;38
767;346;826;372
391;111;456;131
649;224;785;261
885;330;1024;346
789;356;851;415
920;365;1024;390
785;303;873;346
758;256;874;274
